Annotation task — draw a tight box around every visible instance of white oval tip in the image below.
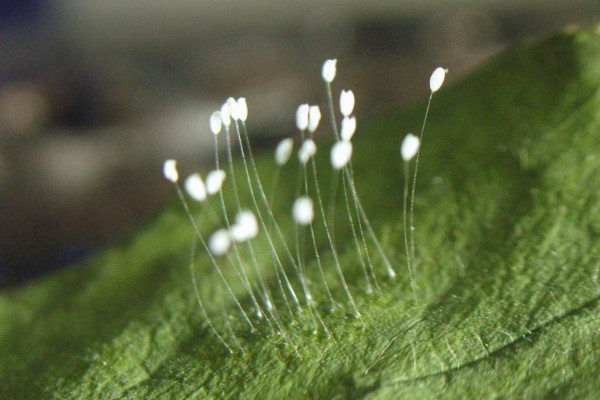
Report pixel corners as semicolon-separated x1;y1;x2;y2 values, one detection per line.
322;59;337;83
184;173;207;202
230;210;259;242
339;90;355;117
296;104;309;131
237;97;248;122
340;116;356;141
209;111;222;135
401;133;420;162
220;102;231;127
308;105;321;133
292;196;314;226
205;169;226;195
163;159;179;183
330;140;353;169
227;97;240;121
275;138;294;166
298;139;317;164
209;228;231;256
430;67;448;93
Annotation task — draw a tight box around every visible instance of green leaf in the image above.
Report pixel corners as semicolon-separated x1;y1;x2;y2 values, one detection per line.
2;24;600;399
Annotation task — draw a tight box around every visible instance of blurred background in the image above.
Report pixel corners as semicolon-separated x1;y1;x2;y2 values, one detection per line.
0;0;598;288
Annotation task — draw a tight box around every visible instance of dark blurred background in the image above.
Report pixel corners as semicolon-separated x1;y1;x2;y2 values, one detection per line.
0;0;598;288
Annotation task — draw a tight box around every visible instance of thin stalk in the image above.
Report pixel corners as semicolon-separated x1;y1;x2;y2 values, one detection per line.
173;183;254;332
346;163;380;292
344;167;396;278
341;170;372;294
213;134;276;323
403;162;417;302
233;121;302;312
325;81;341;237
409;92;434;263
189;238;237;354
221;127;296;322
303;159;336;311
310;157;361;318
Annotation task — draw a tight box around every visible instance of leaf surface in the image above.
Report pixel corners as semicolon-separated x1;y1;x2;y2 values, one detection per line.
2;24;600;399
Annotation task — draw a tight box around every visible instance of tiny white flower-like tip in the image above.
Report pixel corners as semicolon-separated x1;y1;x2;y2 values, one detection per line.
298;139;317;164
184;173;207;202
401;133;420;162
226;97;241;121
340;115;357;141
275;138;294;166
292;196;314;226
339;89;355;117
308;105;321;133
220;102;231;127
322;58;337;83
163;159;179;182
209;111;222;135
205;169;226;195
330;140;353;170
209;228;232;257
236;97;248;122
295;104;309;131
429;67;448;93
230;210;259;242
